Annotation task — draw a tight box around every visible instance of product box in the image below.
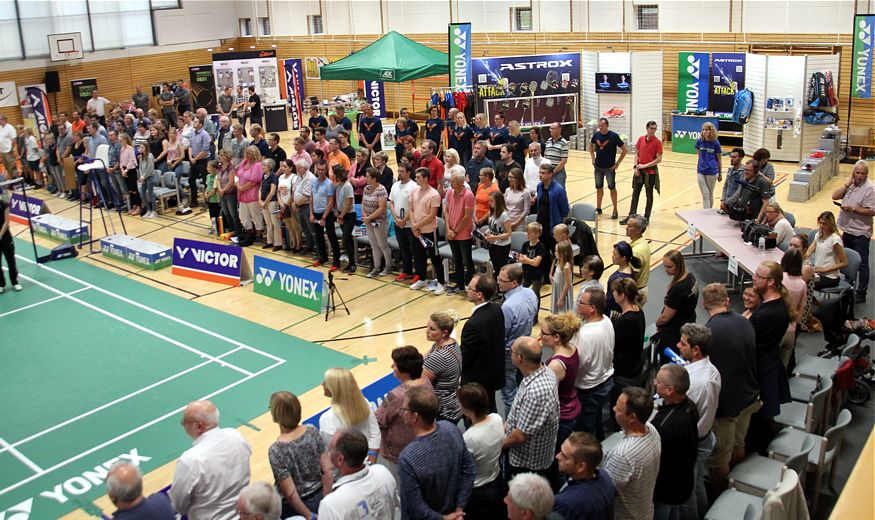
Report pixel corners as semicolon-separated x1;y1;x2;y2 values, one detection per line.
31;214;89;243
126;238;172;270
100;234;138;262
787;181;810;202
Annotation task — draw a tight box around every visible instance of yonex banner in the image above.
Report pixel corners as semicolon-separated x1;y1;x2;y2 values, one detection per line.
852;15;874;99
25;86;53;148
9;192;47;225
283;59;306;129
364;80;386;118
253;255;324;312
671;114;720;154
172;238;246;286
710;53;746;117
677;52;709;112
448;23;472;90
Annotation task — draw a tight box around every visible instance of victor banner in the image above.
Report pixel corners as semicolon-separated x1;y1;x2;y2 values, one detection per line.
189;65;217;113
677;52;709;112
710;53;745;117
283;59;306;130
364;80;386;118
852;14;874;99
171;237;248;286
448;23;472;90
8;192;48;225
253;255;324;312
25;87;53;148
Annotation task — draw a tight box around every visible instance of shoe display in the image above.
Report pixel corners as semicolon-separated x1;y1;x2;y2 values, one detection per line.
603;107;625;117
410;279;428;290
433;283;446;295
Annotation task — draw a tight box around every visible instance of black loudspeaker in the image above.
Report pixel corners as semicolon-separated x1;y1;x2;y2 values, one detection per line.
45;71;60;93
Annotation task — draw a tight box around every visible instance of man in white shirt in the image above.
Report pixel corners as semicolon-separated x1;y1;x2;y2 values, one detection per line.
170;400;251;520
319;429;397;520
677;323;722;520
0;115;18;178
573;287;615;440
523;141;546;204
86;90;112;127
388;162;418;281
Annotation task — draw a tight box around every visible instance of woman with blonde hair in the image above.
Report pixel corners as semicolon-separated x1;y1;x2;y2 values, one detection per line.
443;148;466;200
318;367;381;463
422;309;463;423
805;211;848;291
695;121;722;209
268;391;332;519
541;312;582;449
655;250;698;357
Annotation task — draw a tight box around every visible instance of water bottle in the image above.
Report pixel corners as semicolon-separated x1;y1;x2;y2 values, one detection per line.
758;236;766;255
663;347;688;366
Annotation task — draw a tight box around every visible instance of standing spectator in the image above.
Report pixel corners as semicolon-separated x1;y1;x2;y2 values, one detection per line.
308;105;328;131
604;387;661;520
422;309;464;423
22;127;41;187
528;126;546;155
187;118;211;208
832;160;873;302
554;434;616;519
319;367;381;462
118;133;140;215
504;337;560;477
409;167;446;294
651;364;700;520
228;124;250;167
605;242;637;317
425;105;445;152
460;274;505;413
551;241;574;314
444;171;475;293
450;112;474;166
333;166;356;273
589;117;627;218
309;161;338;266
544;122;569;187
216;150;240;236
54;124;72;196
625;215;651;304
753;148;776;199
573;287;615;439
466;140;493;189
320;430;397;520
289;137;312;170
505;473;555;520
325;113;342;141
70;110;87;134
276;159;299;250
157;83;177;129
389;162;417;282
702;282;760;492
494;144;521;192
542;312;583;454
399;386;475;519
0;196;22;292
249;125;270;158
535;164;570;275
349;147;371;203
486;112;508;162
169;400;251;519
362;168;392;277
472;113;490;146
338;130;356;162
655;250;699;360
419;139;444;198
524;142;547;203
236;146;266;247
719;148;746;210
474;168;499;226
233;85;249;133
86;89;111;127
235;482;281;520
358;103;383;152
394;116;414;165
505;168;530;231
695;122;722;209
399;107;418;138
293;158;317;254
259;158;282;251
267;391;332;519
507;120;527;166
458;383;507;518
780;249;808;368
623;120;662;223
132;85;149;113
147;126;168;173
216;86;234;119
136;142;156;218
204;160;222;233
484;191;513;276
247;86;262;126
498;264;539;407
175;79;192;115
806;210;849;290
375;346;433;480
373;151;394;195
334;104;353;131
266;133;286;165
608;278;645;428
442;148;465;200
327;137;350;173
42;133;64;197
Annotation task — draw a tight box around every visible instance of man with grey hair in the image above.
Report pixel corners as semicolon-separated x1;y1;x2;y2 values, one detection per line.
444;170;475;294
625;214;650;304
106;462;175;519
319;429;397;519
236;481;281;520
465;140;493;190
573;287;615;439
832;159;874;303
169;400;251;519
504;472;555;520
523;141;546;201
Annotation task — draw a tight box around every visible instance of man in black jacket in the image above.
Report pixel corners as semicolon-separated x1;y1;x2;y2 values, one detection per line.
461;274;506;413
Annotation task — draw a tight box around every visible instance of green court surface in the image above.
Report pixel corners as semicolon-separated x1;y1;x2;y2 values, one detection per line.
0;238;360;519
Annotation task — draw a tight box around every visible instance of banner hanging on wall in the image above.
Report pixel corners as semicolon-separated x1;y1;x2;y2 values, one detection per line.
710;53;745;118
70;78;97;114
448;22;472;89
677;52;709;112
364;80;386;118
0;81;18;107
473;53;581;101
283;59;306;130
189;65;217;113
25;87;53;147
852;14;874;99
212;50;281;108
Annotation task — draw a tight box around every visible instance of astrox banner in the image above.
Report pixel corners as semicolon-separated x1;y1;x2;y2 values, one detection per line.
710;53;745;117
448;22;472;89
253;255;324;312
70;78;97;114
852;14;874;99
472;53;581;101
677;52;709;112
283;59;306;129
188;65;217;113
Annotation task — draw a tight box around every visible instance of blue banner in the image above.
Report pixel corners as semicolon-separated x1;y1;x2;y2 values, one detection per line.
283;58;306;129
253;255;324;312
304;372;401;427
710;53;746;117
671;114;720;154
449;23;472;90
25;86;52;148
678;52;709;112
8;192;46;225
473;52;581;100
364;80;386;118
852;15;874;99
171;237;243;286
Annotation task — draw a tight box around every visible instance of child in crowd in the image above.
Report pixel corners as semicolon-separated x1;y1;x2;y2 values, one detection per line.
204;160;221;235
259;158;282;252
136;142;156;218
551;241;574;313
577;255;605;302
519;221;546;320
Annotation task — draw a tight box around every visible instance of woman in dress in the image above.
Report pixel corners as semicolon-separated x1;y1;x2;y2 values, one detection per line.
484;190;513;277
541;312;582;450
268;391;332;519
695;122;722;209
655;250;698;359
277;159;301;251
443;148;466;200
458;383;506;518
504;168;530;231
550;241;574;313
318;367;381;463
805;211;848;291
422;309;463;423
362;167;392;277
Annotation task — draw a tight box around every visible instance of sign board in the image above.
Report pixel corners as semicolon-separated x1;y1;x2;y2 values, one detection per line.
448;23;472;89
171;237;250;286
8;192;48;225
852;14;874;98
727;255;739;276
671;114;720;154
687;222;697;241
710;53;745;117
364;80;386;118
473;52;581;102
283;58;306;130
70;78;97;114
677;52;709;112
595;72;632;94
253;255;325;312
189;65;217;114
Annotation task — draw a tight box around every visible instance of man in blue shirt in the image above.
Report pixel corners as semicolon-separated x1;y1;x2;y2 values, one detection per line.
553;432;616;519
536;163;570;273
106;462;175;520
720;147;746;207
497;264;538;408
465;141;493;191
187;118;212;208
589;117;627;219
335;104;353;131
358;103;383;152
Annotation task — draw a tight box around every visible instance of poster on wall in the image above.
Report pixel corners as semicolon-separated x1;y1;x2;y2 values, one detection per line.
595;73;631;94
710;53;745;118
0;81;18;107
448;22;472;89
305;57;328;80
16;83;46;137
71;78;98;114
473;53;580;102
189;65;217;113
852;14;874;99
677;52;709;112
283;59;306;130
25;87;53;147
364;80;386;118
212;50;282;107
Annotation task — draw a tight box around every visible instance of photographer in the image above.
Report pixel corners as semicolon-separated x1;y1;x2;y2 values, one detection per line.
721;159;770;223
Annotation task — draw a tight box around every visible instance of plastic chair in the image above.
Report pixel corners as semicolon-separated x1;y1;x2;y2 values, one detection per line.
788;374;820;403
728;436;814;496
525;214;537;226
793;354;843;381
706;468;802;520
773;376;832;433
839;334;861;359
570;202;598;235
819;248;861;298
784;211;796;228
510;231;528;253
768;408;852;515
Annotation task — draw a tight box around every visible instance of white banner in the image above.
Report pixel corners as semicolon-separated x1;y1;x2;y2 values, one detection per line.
0;81;19;107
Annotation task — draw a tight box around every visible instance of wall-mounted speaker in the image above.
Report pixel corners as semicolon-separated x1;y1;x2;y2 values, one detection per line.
45;71;60;93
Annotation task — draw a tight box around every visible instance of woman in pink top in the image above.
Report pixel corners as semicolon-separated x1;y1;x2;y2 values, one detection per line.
118;133;141;216
780;248;808;368
235;146;265;246
349;147;371;203
541;312;582;451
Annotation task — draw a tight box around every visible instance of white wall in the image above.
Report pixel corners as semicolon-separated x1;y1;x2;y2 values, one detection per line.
155;0;238;45
743;0;853;34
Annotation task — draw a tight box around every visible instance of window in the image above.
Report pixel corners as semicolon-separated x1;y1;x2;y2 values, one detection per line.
0;0;21;60
239;17;252;37
636;4;659;30
512;7;532;31
257;17;271;36
89;0;154;52
308;14;323;35
19;0;92;57
149;0;180;9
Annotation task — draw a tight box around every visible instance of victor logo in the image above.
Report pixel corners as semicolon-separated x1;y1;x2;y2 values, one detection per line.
175;246;239;268
0;499;32;520
500;59;572;71
368;81;382;116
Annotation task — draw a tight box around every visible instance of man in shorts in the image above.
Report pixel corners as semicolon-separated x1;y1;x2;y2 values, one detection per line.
589;117;627;219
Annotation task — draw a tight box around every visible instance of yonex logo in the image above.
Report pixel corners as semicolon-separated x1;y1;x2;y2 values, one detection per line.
453;27;467;48
0;499;32;520
855;17;874;94
860;17;872;43
380;69;395;80
256;267;277;286
686;54;701;79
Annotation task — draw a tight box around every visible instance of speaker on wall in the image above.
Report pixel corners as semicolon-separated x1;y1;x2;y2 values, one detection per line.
45;71;60;93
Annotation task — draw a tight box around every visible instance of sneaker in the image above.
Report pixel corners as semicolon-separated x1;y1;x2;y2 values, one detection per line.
611;210;619;219
427;279;439;292
312;260;324;267
410;279;428;290
343;264;357;274
433;283;446;295
379;268;393;277
13;284;22;291
330;265;340;272
446;285;461;295
596;207;603;215
367;268;380;278
395;273;412;282
619;217;630;225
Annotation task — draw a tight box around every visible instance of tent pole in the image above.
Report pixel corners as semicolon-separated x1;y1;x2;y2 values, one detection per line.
396;83;401;119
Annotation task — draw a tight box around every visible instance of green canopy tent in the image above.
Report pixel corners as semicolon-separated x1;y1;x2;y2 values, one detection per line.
319;31;449;83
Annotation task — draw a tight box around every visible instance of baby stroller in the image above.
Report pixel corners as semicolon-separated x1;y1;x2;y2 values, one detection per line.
813;287;855;356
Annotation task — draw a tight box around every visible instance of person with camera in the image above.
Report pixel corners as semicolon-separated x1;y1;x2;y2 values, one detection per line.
720;159;770;223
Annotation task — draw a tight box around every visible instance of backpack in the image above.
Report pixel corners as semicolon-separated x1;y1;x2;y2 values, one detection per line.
807;72;829;108
732;88;754;124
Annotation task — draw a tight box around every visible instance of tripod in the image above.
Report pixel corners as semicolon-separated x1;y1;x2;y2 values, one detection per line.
325;271;350;321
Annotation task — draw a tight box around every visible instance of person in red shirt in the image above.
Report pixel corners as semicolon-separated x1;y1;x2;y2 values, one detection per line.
621;121;663;224
419;139;444;198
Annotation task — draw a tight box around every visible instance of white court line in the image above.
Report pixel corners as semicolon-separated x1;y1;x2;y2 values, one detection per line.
0;358;284;496
0;437;43;474
0;287;90;318
10;271;254;377
15;254;285;364
0;347;245;456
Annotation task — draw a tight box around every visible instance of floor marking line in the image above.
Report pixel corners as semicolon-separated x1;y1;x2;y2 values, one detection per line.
0;287;90;318
14;254;285;364
12;271;254;377
0;358;285;497
0;437;43;474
